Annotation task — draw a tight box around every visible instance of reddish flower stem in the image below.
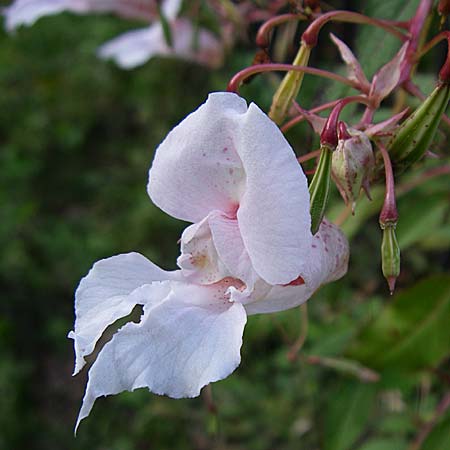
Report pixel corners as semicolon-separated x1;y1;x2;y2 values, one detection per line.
399;0;434;84
398;165;450;194
226;63;362;94
302;10;407;47
281;96;370;132
408;391;450;450
321;96;372;147
256;13;307;49
297;149;321;164
281;99;341;132
377;141;398;224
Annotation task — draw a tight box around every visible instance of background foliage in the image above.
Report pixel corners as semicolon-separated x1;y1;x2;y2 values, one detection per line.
0;0;449;449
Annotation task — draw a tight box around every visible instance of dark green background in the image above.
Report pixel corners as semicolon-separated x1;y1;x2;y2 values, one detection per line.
1;1;450;449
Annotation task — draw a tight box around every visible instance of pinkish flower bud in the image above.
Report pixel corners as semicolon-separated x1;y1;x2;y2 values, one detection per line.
331;128;374;212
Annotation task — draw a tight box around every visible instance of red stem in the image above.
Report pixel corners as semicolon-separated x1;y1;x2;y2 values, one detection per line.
256;13;307;49
377;141;398;224
281;99;342;132
302;10;407;47
226;63;362;94
408;392;450;450
399;0;435;84
320;96;371;147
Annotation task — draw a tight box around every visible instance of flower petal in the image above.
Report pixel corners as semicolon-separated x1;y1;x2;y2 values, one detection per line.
177;214;229;285
148;92;248;222
244;220;349;315
161;0;182;21
3;0;82;31
208;211;259;291
75;280;247;430
330;33;369;89
97;24;165;69
149;92;312;286
171;19;224;69
369;43;408;104
236;102;312;285
68;252;177;375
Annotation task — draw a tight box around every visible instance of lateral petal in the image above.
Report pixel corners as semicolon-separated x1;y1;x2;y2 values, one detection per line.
97;24;165;69
245;220;349;315
69;252;177;375
76;280;247;430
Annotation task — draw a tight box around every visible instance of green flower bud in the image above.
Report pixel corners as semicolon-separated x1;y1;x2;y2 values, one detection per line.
332;128;374;212
269;42;312;125
309;144;333;234
380;222;400;294
388;82;450;173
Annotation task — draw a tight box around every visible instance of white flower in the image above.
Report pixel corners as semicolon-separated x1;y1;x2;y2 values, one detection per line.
3;0;224;69
69;92;349;430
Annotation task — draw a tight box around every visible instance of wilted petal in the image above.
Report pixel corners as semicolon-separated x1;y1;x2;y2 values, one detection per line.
245;220;349;315
97;24;165;69
236;102;312;285
68;252;177;375
370;43;408;104
330;33;369;89
76;280;247;430
148;92;248;222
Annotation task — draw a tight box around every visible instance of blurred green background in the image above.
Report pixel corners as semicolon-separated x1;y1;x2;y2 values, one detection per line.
1;1;450;449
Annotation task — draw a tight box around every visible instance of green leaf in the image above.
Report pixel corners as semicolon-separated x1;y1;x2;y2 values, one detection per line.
421;413;450;450
347;275;450;372
323;381;377;450
358;438;407;450
396;195;449;250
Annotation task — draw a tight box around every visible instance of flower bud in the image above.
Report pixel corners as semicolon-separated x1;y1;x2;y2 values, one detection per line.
269;42;312;124
332;126;374;213
380;222;400;294
388;82;450;173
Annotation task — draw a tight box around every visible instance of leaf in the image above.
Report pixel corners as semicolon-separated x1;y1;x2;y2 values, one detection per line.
396;195;449;250
323;381;377;450
358;438;407;450
347;275;450;372
421;413;450;450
